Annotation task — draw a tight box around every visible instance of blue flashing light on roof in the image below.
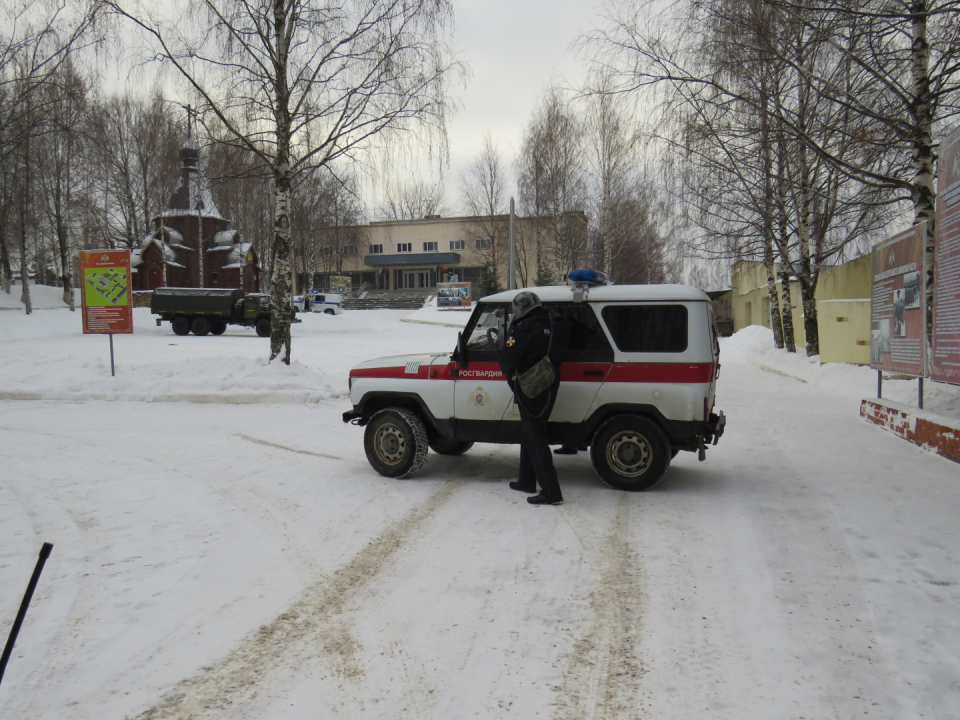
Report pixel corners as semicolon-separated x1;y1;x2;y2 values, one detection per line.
567;268;615;286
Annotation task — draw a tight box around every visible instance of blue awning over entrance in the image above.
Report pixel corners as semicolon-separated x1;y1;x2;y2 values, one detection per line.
364;252;460;267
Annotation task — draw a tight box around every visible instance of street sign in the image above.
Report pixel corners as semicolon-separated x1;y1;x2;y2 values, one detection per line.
933;126;960;384
79;250;133;335
870;224;927;377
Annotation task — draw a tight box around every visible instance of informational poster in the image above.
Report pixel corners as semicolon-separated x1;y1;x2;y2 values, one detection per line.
870;223;926;376
79;249;133;334
437;281;472;309
933;125;960;384
331;275;352;295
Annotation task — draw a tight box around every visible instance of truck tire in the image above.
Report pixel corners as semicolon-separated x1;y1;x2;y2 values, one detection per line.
172;316;190;336
428;439;474;456
210;320;227;335
364;408;428;478
191;316;210;336
590;414;670;491
256;318;270;337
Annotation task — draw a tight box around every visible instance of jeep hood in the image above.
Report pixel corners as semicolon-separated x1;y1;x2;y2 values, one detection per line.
350;352;449;373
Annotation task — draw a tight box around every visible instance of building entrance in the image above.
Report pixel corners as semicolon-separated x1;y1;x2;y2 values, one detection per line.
398;269;435;289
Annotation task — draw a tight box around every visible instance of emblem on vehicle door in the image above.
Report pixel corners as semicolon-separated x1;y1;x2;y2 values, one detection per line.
467;386;491;408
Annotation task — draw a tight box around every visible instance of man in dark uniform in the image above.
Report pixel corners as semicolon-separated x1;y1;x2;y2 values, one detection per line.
497;291;566;506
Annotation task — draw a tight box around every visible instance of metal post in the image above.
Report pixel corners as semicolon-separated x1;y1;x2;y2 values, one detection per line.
877;370;882;399
0;543;53;688
109;334;115;377
919;377;924;410
508;198;516;290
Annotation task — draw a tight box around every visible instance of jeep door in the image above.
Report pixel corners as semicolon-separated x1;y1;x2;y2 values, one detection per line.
453;304;514;442
499;303;614;430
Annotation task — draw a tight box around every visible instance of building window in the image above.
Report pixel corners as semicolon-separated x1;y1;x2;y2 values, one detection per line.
450;240;465;251
369;244;383;254
423;241;438;252
397;243;412;253
475;238;491;250
344;244;357;256
320;246;332;256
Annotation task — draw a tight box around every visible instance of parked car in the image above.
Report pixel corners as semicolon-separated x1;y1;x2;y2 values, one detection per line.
311;293;343;315
342;269;726;490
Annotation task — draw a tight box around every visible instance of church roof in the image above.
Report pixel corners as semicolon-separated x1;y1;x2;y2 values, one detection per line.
156;141;224;220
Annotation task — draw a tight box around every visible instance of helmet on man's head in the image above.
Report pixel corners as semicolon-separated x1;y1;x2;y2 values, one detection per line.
511;291;542;320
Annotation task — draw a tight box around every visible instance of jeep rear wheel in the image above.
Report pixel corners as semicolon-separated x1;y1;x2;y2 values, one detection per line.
428;439;474;456
172;316;190;336
364;408;428;478
590;414;670;491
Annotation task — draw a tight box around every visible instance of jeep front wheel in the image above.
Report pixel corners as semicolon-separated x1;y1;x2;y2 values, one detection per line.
364;408;428;478
590;414;670;491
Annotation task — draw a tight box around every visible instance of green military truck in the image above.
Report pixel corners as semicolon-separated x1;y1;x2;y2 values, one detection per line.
151;287;276;337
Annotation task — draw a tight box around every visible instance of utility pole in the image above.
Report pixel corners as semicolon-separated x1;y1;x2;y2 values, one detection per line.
508;197;516;290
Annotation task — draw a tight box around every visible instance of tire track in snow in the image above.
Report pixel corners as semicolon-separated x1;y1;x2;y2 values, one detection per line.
236;433;344;460
133;479;467;720
553;494;647;720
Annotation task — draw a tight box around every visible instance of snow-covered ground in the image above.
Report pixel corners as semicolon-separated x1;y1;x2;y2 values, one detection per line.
1;286;959;719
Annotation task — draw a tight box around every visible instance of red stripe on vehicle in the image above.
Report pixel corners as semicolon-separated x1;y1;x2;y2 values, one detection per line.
605;363;714;384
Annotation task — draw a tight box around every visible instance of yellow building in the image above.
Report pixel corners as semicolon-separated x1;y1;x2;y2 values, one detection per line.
730;255;872;364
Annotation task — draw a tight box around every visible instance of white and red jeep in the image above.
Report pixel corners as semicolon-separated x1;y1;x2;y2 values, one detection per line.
343;277;725;491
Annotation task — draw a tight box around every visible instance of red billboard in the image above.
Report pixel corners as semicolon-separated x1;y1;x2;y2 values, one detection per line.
870;223;927;377
79;250;133;334
933;126;960;384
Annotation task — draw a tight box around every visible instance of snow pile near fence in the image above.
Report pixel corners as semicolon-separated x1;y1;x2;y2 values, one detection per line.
722;325;960;420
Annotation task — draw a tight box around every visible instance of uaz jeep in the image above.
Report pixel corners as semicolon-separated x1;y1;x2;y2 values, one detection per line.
343;275;725;491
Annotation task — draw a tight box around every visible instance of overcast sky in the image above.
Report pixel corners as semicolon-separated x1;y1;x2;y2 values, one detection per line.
429;0;606;214
108;0;610;217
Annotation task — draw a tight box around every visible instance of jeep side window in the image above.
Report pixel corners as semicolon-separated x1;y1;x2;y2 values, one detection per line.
546;304;614;362
601;304;688;353
463;304;508;357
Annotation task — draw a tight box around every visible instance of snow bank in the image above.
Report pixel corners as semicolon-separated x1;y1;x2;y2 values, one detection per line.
0;283;74;311
400;295;473;328
722;325;960;420
0;305;461;404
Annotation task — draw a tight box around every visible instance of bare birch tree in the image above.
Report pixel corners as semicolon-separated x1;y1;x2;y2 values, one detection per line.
108;0;460;363
461;133;508;294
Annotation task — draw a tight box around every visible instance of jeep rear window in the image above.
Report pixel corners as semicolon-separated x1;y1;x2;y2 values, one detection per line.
601;304;688;353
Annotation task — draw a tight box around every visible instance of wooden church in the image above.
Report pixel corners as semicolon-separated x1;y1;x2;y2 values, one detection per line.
131;138;260;292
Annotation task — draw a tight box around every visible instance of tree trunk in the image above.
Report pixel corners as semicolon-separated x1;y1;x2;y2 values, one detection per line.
0;223;11;295
19;135;32;315
759;79;784;349
779;264;797;354
271;164;293;365
763;247;784;349
911;0;936;342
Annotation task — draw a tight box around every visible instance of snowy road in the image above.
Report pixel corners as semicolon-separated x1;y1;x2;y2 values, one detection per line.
1;303;959;719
